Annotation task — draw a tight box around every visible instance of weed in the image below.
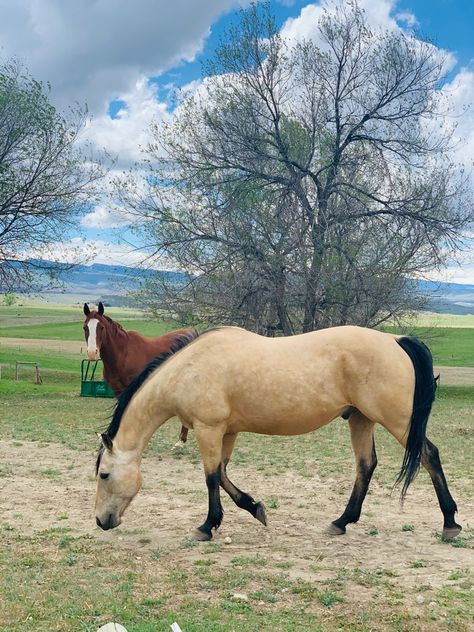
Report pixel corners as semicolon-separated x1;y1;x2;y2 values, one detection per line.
318;590;344;607
267;497;280;509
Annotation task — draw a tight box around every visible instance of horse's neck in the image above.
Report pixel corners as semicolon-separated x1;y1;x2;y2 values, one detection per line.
114;377;171;453
100;324;128;368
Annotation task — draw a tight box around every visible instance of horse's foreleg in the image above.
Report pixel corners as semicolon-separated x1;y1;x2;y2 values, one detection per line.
194;425;225;541
328;412;377;535
422;438;461;541
219;433;267;526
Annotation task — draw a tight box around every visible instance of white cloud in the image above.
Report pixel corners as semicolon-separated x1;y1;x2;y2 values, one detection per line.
83;77;170;166
80;203;135;229
25;237;166;268
395;10;418;27
440;68;474;170
428;265;474;285
0;0;241;114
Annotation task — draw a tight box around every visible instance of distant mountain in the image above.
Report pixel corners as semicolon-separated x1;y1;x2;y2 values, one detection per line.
418;280;474;314
4;260;474;314
1;260;187;306
54;262;188;306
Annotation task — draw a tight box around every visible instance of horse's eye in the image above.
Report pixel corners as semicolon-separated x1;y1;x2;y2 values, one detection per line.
100;472;110;480
83;325;88;331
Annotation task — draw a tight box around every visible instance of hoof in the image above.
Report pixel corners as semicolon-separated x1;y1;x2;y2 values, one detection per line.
172;440;186;451
194;528;212;541
442;525;462;541
255;502;267;526
326;522;346;536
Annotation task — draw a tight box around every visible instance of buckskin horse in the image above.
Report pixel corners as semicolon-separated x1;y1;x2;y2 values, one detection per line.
94;326;462;543
83;302;194;447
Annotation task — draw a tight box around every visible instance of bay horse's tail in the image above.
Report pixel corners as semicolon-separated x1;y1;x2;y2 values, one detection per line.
395;336;437;499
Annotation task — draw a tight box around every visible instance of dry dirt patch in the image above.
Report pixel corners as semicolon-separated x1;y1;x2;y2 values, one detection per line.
0;439;472;597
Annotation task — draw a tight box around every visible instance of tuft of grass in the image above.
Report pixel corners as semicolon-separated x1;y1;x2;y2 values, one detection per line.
194;558;217;567
267;497;280;509
318;590;344;608
402;524;415;532
249;591;277;603
410;560;428;569
230;555;267;568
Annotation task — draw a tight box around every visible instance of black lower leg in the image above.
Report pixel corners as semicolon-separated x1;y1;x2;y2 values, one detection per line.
422;438;461;536
331;443;377;534
197;471;223;540
220;462;267;525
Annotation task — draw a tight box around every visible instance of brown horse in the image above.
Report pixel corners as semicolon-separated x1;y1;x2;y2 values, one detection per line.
83;302;193;446
94;326;462;543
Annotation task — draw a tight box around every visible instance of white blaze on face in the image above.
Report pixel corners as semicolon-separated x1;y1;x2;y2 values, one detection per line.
87;318;100;359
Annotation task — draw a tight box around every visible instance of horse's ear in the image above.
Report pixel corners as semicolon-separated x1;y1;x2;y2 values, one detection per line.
83;303;90;316
100;432;113;452
98;302;104;316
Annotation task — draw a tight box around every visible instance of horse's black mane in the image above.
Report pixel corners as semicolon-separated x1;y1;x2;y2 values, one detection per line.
108;329;200;440
95;329;201;474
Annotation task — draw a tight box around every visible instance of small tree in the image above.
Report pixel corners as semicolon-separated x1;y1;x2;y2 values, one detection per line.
0;58;105;291
122;1;472;332
2;292;16;306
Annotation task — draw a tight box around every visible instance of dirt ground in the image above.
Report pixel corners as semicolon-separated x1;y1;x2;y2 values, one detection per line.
0;439;472;598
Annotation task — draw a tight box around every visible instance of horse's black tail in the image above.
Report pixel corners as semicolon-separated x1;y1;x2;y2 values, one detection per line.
395;336;437;499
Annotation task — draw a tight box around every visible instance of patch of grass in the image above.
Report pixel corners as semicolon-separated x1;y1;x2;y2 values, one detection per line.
402;524;415;532
410;560;428;569
202;542;222;554
230;555;267;567
194;559;217;567
274;561;294;570
39;467;61;478
249;590;278;603
318;590;344;608
267;497;280;509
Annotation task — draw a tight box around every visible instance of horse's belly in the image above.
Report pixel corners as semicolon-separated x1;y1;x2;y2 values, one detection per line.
228;407;343;436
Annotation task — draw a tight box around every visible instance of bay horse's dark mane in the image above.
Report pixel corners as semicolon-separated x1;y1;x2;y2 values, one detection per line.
96;328;215;473
102;314;127;336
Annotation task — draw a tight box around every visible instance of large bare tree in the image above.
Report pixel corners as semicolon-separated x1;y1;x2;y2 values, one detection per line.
120;1;471;333
0;59;105;291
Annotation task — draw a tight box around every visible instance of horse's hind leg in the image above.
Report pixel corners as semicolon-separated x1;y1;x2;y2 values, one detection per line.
422;438;461;541
328;411;377;535
219;433;267;526
194;425;225;541
173;425;189;449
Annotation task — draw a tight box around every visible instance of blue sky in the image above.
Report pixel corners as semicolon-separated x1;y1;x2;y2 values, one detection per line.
0;0;473;280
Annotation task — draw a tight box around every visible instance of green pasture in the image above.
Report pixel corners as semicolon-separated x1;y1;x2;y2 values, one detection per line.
0;301;176;340
1;302;474;367
0;347;80;394
383;326;474;367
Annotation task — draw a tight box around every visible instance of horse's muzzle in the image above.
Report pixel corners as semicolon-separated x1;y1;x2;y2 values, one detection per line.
96;514;121;530
87;349;100;361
